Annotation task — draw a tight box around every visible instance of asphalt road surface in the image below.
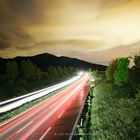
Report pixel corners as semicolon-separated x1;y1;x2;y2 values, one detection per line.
0;73;90;140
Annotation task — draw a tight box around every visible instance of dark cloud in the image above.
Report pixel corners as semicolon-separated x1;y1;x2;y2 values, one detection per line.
0;39;10;50
7;0;36;13
0;0;35;50
6;0;41;23
0;26;32;50
0;0;51;25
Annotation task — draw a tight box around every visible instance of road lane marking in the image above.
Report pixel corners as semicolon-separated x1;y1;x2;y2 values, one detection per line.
39;127;52;140
16;121;33;134
58;110;65;118
50;103;56;108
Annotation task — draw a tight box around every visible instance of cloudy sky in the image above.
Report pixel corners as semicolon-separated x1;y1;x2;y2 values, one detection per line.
0;0;140;64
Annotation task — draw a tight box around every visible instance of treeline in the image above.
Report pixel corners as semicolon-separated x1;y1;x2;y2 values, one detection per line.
0;60;78;101
105;52;140;94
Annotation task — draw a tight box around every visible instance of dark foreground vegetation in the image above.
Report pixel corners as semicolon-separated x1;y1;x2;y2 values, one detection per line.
76;52;140;140
0;59;77;101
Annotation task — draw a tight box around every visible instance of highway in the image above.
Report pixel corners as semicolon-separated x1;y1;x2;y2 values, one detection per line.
0;73;82;113
0;73;90;140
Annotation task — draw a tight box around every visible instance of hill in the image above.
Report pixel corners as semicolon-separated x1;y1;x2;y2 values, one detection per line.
0;53;106;71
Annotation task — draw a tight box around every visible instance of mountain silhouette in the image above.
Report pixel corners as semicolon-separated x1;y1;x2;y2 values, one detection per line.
0;53;106;71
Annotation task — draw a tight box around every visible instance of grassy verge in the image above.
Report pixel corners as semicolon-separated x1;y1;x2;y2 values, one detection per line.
76;79;140;140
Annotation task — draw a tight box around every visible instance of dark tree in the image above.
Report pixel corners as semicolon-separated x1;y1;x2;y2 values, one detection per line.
134;52;140;67
129;52;140;90
5;61;19;81
19;60;41;81
105;59;117;82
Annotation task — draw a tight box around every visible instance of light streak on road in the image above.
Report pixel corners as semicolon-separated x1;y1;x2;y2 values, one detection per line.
0;73;90;140
19;81;85;140
0;72;84;113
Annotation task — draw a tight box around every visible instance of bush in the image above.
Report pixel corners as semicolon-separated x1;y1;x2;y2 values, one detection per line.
90;80;140;140
114;58;130;86
91;70;98;79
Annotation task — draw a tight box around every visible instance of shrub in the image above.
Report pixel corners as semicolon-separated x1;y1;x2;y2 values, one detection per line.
91;70;98;79
90;80;140;140
114;57;130;86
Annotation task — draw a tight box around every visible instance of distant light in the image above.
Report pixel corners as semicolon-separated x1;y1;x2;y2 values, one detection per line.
77;71;84;75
